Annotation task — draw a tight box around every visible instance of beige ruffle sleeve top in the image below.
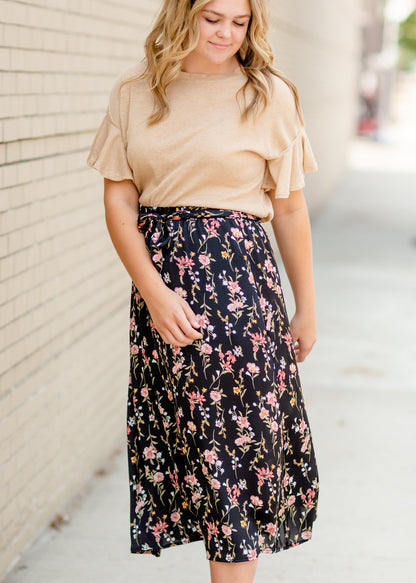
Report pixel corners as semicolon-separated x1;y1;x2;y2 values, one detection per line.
87;62;318;222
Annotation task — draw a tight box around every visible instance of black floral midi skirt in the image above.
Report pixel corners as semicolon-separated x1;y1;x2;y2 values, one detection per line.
127;205;319;562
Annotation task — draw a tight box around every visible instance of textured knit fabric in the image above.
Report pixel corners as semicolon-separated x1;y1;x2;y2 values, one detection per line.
86;62;318;222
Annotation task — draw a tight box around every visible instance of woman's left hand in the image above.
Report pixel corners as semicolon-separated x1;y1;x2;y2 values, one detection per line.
289;311;317;363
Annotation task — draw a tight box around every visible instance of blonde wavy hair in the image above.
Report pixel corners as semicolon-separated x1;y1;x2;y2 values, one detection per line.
133;0;304;126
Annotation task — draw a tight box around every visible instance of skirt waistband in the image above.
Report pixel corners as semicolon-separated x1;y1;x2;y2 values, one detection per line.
137;206;261;251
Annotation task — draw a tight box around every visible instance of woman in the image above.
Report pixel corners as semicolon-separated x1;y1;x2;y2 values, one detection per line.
87;0;319;581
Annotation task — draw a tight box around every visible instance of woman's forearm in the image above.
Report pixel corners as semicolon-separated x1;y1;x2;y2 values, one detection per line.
103;179;165;300
103;178;202;346
270;195;315;314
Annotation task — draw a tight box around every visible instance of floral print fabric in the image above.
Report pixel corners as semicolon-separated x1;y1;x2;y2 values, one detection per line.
127;206;319;562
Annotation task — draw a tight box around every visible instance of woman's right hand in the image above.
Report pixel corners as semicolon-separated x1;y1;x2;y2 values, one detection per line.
143;283;203;347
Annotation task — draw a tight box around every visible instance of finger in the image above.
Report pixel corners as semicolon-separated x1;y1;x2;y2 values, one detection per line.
181;301;203;331
169;323;196;346
177;306;203;339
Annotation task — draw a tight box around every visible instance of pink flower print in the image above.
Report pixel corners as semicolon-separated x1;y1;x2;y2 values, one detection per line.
264;258;274;272
245;239;254;250
201;343;213;355
195;313;210;329
247;362;260;374
219;350;237;372
302;530;312;540
288;495;296;506
174;287;187;298
172;345;182;356
154;471;164;482
187;421;197;432
289;363;297;374
271;420;279;432
207;521;219;541
300;488;316;509
152;250;162;263
187;390;206;411
237;416;250;429
259;296;267;309
266;277;274;288
176;255;195;276
299;419;307;434
151;231;161;243
130;317;135;330
210;390;222;402
140;387;149;397
227;280;241;293
185;474;198;486
259;407;269;419
192;492;202;503
170;511;181;522
198;254;211;266
203;218;220;236
131;344;139;355
135;500;145;511
143;445;157;459
247;549;258;561
211;478;221;490
283;331;293;348
235;434;252;446
172;361;183;374
151;519;168;543
283;473;290;487
255;466;274;487
301;433;310;453
169;470;179;489
203;449;218;464
250;332;266;353
265;522;277;536
222;524;232;536
231;227;243;239
152;350;159;359
266;391;277;406
248;271;255;284
227;299;245;312
226;483;241;505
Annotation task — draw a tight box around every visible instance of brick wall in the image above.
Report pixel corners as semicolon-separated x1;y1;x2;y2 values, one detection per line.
0;0;361;577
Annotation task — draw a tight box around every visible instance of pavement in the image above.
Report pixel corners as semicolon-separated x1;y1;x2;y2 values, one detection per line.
3;94;416;581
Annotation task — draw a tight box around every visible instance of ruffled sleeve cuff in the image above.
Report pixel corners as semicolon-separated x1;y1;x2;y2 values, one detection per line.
262;126;318;197
87;112;134;182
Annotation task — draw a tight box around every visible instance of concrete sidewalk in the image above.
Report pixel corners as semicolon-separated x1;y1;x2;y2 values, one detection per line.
4;135;416;583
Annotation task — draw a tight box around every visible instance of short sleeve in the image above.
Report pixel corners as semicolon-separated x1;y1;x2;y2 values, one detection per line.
86;74;134;182
262;126;318;197
261;76;318;197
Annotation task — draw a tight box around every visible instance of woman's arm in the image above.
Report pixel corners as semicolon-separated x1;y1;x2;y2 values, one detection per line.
269;188;316;362
103;178;202;346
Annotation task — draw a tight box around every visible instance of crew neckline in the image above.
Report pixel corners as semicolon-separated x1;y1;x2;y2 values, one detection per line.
177;67;244;80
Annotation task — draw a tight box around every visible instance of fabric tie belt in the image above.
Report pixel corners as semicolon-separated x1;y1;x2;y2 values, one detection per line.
137;205;261;253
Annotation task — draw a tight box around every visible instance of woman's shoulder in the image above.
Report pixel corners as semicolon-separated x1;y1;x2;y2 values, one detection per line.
269;72;298;111
112;60;147;91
